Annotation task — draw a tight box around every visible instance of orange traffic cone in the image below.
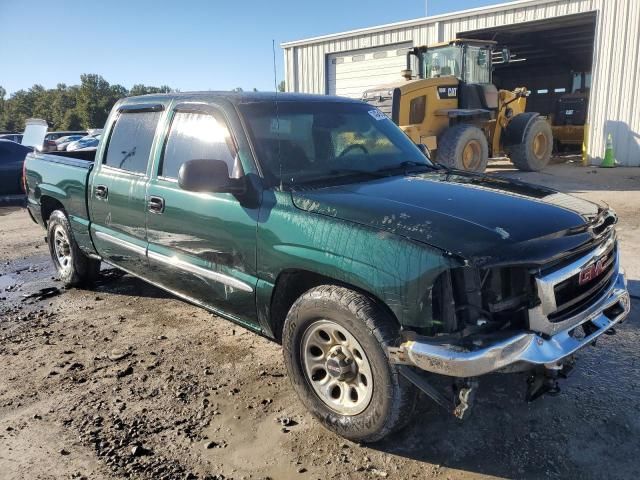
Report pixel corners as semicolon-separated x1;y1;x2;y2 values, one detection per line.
601;134;616;168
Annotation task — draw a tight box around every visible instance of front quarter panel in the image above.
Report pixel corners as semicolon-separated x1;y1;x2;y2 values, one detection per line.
257;190;456;330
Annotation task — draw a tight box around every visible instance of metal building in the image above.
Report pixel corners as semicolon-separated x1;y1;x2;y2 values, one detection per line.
282;0;640;166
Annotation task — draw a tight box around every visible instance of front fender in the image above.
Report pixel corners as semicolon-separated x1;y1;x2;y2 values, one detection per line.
503;112;540;147
257;191;458;330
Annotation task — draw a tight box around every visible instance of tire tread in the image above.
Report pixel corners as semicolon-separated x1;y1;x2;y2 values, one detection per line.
283;285;418;443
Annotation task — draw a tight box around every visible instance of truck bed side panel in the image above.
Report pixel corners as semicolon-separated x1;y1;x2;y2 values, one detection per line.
25;152;97;256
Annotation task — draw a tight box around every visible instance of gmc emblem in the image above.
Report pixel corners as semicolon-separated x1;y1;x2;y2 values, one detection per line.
578;255;608;285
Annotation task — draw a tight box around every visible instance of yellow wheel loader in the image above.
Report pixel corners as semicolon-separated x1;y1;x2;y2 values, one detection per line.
362;39;553;172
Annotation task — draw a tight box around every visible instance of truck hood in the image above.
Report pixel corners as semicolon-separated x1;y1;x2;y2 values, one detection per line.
291;171;609;268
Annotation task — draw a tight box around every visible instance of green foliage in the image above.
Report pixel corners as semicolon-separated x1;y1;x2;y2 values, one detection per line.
0;76;174;132
277;80;286;92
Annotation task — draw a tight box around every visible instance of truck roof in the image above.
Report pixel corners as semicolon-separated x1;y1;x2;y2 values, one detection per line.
117;91;363;107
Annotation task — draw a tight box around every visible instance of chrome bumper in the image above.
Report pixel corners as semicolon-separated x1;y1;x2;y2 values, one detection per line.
389;271;630;377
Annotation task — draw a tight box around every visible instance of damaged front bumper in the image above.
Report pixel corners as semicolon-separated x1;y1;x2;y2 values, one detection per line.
389;270;630;377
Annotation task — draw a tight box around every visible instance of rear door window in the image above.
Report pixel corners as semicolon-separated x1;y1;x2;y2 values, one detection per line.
104;111;161;173
161;110;240;179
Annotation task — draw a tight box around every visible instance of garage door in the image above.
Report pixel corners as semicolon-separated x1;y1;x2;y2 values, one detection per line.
327;43;412;98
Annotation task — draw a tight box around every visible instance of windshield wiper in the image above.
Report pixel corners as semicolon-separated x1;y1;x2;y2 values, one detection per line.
294;162;440;186
373;160;437;175
292;169;388;186
328;168;390;178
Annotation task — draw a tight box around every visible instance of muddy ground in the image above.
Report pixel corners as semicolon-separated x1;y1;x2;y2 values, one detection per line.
1;161;639;480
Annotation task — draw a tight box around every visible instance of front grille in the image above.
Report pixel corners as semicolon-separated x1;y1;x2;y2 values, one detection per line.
549;242;617;322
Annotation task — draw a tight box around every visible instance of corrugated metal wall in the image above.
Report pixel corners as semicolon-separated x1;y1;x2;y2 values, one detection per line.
282;0;640;166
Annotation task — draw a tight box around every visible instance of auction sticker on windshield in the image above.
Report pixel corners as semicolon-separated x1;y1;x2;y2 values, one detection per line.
368;109;387;121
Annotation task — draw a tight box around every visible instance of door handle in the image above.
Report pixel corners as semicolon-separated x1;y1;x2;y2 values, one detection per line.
95;185;108;199
148;196;165;214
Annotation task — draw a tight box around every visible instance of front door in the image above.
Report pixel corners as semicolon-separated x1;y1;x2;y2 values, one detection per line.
89;105;164;274
145;103;260;329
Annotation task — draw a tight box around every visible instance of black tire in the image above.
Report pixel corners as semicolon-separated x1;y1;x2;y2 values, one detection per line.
509;117;553;171
47;210;100;287
436;124;489;172
282;285;418;443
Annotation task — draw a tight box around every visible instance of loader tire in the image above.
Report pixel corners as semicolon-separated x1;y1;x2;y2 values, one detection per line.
509;117;553;171
436;124;489;172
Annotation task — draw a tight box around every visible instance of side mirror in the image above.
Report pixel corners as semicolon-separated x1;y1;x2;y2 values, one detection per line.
178;159;245;194
501;48;511;64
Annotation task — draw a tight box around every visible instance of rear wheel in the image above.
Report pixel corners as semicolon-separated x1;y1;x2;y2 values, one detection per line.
282;285;417;443
436;124;489;172
509;117;553;171
47;210;100;287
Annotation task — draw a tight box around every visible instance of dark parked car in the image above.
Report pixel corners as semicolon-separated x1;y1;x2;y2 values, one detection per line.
0;140;33;196
0;133;23;143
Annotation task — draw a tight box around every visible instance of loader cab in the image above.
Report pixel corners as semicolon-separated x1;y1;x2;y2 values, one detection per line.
408;40;500;111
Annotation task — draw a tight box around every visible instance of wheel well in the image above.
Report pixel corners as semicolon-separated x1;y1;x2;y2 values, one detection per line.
268;269;400;342
40;196;65;225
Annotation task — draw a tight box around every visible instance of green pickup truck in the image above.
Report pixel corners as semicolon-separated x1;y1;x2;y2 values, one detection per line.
24;92;630;442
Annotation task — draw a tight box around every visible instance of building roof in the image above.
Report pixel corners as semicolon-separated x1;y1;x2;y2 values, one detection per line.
280;0;560;48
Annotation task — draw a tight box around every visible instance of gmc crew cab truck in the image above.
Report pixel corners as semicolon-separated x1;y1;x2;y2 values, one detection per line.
24;92;630;442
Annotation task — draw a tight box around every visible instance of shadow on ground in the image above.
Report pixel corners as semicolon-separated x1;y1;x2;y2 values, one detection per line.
92;268;171;300
369;293;640;479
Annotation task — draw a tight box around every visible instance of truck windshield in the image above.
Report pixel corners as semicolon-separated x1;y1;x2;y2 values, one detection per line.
239;101;433;186
422;45;491;84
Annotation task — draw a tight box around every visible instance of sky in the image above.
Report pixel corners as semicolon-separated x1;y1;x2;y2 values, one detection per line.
0;0;502;95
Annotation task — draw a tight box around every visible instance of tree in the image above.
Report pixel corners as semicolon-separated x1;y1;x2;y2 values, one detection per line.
2;89;33;131
0;75;174;131
277;80;286;92
77;74;113;129
50;84;76;129
61;109;83;130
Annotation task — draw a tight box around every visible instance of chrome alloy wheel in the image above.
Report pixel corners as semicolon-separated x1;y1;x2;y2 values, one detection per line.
52;225;72;273
300;319;374;415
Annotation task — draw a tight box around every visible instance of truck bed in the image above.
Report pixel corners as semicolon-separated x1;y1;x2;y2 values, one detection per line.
34;149;97;164
24;151;96;252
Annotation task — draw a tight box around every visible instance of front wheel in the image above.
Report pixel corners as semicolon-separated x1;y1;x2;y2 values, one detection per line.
47;210;100;287
509;117;553;171
435;124;489;172
282;285;417;443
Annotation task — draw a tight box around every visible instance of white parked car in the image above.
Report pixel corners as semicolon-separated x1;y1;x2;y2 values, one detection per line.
66;134;101;152
55;135;85;151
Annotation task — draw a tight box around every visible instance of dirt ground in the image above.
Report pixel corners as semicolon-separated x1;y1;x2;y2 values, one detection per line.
1;160;639;480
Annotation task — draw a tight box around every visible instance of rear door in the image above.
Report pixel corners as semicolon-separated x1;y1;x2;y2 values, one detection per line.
145;102;260;329
88;104;164;275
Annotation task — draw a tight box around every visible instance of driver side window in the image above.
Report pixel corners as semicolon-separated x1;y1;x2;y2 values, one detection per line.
161;110;241;179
